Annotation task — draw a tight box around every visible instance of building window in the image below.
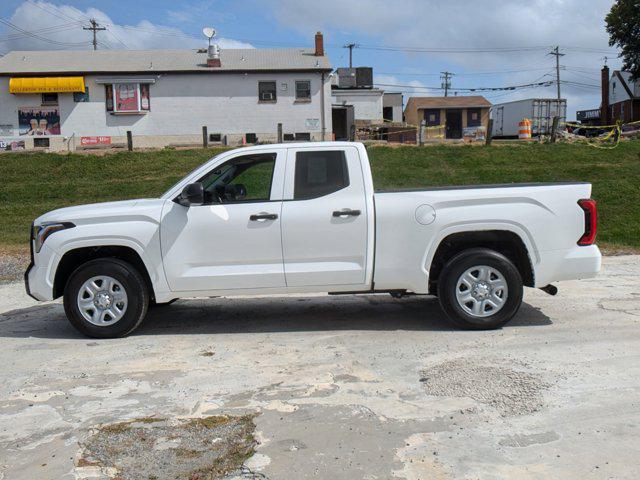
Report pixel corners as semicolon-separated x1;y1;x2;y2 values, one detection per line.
295;80;311;100
258;81;277;102
294;150;349;200
467;108;481;127
73;87;89;102
41;93;58;105
104;83;151;113
424;109;440;126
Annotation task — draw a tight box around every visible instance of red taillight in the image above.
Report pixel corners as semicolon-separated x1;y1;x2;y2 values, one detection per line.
577;199;597;246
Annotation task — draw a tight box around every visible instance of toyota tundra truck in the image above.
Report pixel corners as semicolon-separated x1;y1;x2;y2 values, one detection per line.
25;142;601;338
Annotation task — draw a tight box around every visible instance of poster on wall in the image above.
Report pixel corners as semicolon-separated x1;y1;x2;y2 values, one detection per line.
0;139;26;151
18;106;61;135
115;84;139;111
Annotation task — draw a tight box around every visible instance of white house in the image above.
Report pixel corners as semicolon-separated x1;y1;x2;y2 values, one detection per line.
0;32;332;151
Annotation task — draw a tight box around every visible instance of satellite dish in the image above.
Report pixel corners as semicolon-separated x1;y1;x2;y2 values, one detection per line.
202;27;216;39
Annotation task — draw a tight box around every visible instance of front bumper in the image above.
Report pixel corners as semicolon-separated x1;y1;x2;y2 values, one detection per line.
24;239;57;302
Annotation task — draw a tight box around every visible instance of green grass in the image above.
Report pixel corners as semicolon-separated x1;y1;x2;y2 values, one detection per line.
1;142;639;251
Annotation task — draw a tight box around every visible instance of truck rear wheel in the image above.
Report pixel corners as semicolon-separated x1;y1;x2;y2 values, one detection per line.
437;248;523;330
63;258;149;338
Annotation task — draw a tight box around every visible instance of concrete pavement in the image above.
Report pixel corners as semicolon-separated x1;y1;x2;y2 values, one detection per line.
0;256;639;479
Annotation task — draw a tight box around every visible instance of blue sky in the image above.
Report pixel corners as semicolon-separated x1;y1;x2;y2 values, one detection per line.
0;0;622;118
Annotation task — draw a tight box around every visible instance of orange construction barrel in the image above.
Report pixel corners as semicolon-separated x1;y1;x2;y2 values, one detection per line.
518;118;532;139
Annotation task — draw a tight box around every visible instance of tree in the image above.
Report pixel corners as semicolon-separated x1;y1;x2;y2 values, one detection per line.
606;0;640;80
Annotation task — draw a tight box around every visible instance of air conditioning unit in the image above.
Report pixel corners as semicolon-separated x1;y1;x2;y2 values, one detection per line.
356;67;373;87
261;92;275;101
337;68;357;88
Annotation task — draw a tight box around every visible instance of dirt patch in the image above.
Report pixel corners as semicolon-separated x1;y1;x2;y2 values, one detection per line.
419;359;549;416
78;415;256;480
0;252;29;284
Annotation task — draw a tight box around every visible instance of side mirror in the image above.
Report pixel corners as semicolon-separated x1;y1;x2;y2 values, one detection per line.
177;182;204;206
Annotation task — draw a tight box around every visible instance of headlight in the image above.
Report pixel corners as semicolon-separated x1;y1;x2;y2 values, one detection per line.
32;222;75;253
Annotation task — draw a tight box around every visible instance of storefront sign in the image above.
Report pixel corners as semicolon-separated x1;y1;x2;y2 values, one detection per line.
305;118;320;130
80;136;112;146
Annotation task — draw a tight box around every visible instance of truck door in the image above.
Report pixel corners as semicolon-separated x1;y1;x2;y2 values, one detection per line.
160;149;286;292
281;146;369;287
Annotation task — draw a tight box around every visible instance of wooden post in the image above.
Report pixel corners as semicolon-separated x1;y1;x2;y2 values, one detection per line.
202;126;208;148
419;120;425;146
551;116;559;143
126;130;133;151
486;119;494;146
277;123;283;143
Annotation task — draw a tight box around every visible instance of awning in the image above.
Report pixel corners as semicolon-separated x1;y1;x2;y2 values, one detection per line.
9;76;85;94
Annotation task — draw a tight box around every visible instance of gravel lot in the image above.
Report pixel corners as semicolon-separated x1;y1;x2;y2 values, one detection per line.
0;255;639;479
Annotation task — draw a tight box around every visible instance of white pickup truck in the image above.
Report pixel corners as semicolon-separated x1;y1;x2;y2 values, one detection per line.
25;142;601;338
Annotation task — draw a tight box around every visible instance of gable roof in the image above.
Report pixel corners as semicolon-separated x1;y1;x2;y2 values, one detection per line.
405;96;491;110
0;48;332;75
612;70;637;98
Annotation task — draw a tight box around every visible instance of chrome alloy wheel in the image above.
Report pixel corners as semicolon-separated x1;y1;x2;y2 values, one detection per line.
77;275;128;326
455;265;508;318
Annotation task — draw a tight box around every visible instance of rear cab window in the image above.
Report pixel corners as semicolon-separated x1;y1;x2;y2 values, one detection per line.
294;150;349;200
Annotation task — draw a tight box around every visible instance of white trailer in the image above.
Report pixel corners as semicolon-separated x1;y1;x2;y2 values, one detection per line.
491;99;567;138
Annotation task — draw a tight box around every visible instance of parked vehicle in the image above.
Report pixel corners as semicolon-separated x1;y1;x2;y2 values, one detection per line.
491;98;567;138
25;142;601;338
571;127;607;138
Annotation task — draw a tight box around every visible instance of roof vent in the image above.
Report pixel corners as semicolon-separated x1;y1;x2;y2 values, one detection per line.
202;27;221;68
207;44;221;67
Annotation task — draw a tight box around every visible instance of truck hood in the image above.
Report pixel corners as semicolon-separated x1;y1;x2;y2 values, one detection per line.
35;198;166;225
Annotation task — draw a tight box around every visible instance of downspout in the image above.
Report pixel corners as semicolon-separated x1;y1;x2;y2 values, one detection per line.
320;71;326;141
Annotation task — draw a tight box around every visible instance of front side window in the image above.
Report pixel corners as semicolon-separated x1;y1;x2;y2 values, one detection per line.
199;153;277;204
258;81;277;102
295;80;311;100
294;150;349;200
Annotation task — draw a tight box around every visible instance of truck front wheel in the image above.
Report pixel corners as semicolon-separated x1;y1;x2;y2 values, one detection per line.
437;248;523;330
63;258;150;338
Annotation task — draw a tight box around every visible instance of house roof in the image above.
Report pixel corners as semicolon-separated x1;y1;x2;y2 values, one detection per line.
0;48;332;75
405;96;491;110
612;70;637;98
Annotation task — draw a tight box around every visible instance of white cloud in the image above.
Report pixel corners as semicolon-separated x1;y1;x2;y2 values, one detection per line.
1;1;252;51
272;0;616;115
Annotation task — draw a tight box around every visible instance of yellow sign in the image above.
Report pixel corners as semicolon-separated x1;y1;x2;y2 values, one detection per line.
9;77;85;94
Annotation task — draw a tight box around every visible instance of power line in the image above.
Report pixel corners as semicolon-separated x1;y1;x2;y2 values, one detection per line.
0;17;88;46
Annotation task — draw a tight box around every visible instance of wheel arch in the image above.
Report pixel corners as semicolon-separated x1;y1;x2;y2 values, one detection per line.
427;229;535;294
53;245;156;301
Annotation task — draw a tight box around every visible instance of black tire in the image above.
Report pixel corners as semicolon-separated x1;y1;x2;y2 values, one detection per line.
63;258;149;338
437;248;523;330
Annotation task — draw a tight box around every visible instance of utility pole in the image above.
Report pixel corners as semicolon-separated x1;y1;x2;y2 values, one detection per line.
440;71;454;97
549;46;565;103
83;19;106;50
344;43;356;68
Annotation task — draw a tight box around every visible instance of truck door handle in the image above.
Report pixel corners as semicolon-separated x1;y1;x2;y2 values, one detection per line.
332;209;361;217
250;213;278;221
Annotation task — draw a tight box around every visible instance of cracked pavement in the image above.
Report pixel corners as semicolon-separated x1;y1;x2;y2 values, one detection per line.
0;255;639;479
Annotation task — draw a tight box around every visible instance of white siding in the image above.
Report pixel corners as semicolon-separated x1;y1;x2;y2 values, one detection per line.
332;89;383;122
0;71;332;144
610;72;633;105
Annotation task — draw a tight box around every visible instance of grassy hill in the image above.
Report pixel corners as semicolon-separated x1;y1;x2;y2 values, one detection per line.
1;142;638;251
